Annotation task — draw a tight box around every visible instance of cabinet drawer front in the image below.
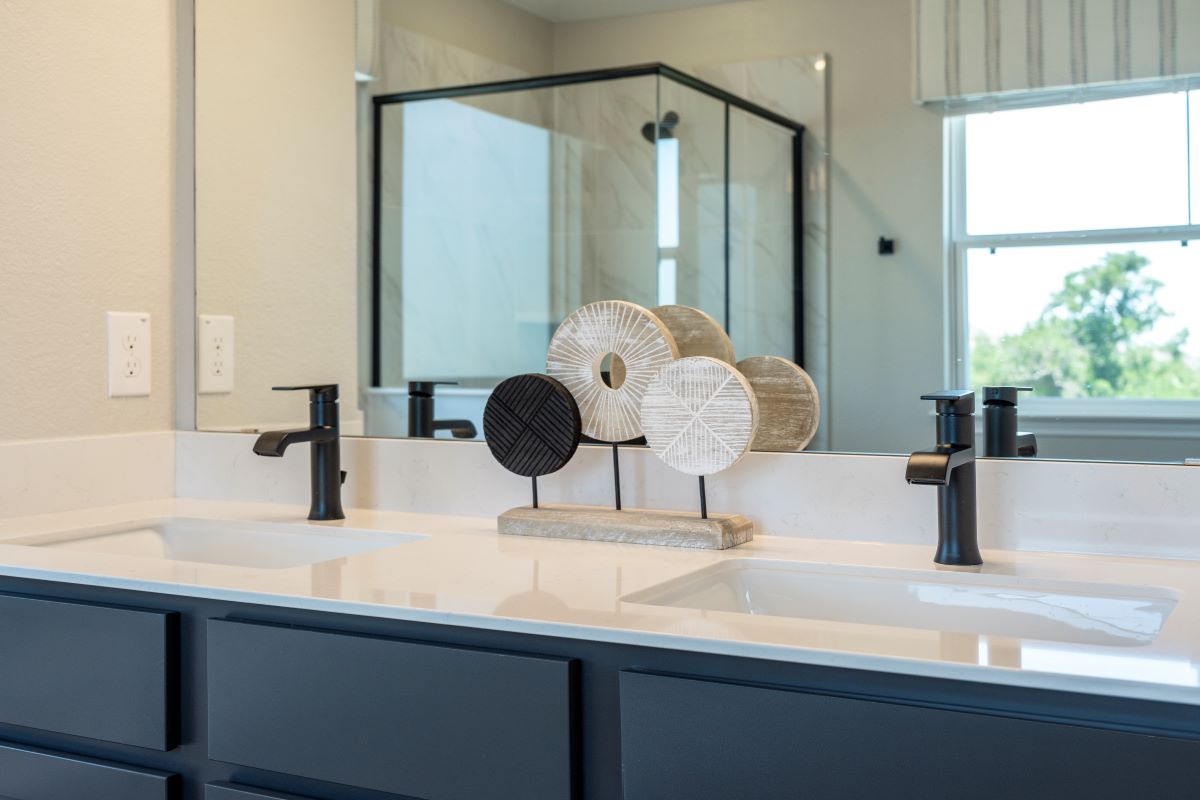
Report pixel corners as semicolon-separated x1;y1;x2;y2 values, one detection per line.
207;619;576;800
0;741;176;800
206;783;319;800
620;671;1200;800
0;593;177;749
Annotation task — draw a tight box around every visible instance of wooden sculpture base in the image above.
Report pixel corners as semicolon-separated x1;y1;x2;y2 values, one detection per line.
498;504;753;550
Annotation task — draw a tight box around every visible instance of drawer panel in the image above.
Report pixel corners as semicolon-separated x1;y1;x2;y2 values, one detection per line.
0;741;176;800
0;592;178;749
620;671;1200;800
206;783;319;800
207;619;576;800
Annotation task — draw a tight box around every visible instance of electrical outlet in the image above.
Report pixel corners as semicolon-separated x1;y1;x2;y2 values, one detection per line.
198;314;235;394
107;312;152;397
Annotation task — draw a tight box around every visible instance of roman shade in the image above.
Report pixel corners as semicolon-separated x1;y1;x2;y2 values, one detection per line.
914;0;1200;109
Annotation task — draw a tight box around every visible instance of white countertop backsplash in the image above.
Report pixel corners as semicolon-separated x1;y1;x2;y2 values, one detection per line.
178;431;1200;559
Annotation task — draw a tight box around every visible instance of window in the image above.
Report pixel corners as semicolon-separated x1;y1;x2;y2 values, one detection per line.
949;89;1200;410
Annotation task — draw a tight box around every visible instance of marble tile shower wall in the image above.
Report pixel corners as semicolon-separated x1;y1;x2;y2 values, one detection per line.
728;111;795;360
661;78;726;317
548;78;659;319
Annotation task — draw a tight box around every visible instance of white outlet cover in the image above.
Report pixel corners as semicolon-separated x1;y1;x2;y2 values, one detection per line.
198;314;235;394
107;312;152;398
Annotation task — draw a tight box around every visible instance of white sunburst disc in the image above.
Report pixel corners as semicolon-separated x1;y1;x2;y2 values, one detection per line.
546;300;679;443
640;356;759;476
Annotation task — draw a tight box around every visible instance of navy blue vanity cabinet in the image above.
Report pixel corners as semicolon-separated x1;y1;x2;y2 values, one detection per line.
619;670;1200;800
0;741;178;800
0;592;178;750
206;618;578;800
206;783;320;800
0;574;1196;800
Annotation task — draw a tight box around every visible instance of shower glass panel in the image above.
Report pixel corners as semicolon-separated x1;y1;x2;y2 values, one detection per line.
371;65;802;438
729;106;797;359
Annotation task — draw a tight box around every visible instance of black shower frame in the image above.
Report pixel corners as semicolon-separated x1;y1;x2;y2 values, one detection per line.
370;62;805;387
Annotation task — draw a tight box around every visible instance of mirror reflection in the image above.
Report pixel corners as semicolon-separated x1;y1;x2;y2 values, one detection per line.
195;0;1200;465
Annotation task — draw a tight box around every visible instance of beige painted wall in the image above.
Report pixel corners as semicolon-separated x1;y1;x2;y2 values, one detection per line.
380;0;553;76
553;0;944;454
195;0;360;432
0;0;176;441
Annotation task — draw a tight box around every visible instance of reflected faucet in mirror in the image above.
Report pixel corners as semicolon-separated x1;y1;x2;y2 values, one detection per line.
906;390;981;567
983;386;1037;458
407;381;478;439
253;385;346;521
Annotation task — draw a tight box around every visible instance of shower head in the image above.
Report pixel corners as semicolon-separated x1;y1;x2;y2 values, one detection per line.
641;110;680;144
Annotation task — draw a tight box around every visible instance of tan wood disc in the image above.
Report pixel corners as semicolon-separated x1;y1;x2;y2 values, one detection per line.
650;304;736;364
736;355;820;452
546;300;679;443
640;356;759;476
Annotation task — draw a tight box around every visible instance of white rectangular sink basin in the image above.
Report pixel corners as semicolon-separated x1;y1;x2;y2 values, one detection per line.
7;517;425;569
622;559;1178;647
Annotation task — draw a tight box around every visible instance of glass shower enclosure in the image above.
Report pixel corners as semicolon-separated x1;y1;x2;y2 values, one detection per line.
369;63;803;437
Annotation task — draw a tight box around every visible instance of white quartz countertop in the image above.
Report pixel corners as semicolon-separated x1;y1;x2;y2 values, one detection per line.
0;498;1197;707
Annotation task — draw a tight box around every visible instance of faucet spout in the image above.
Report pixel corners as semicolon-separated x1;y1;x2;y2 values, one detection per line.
905;444;974;485
253;426;336;457
433;419;478;439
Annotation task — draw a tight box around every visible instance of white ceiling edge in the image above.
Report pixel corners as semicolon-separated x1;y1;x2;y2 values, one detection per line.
502;0;751;24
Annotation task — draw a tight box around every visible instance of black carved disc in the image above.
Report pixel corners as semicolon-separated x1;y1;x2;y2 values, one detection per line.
484;374;582;478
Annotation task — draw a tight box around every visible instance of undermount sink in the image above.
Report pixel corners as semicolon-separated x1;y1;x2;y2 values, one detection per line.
622;559;1178;647
6;517;425;569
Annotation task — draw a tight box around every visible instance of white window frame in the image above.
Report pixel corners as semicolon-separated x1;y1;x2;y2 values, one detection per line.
945;112;1200;432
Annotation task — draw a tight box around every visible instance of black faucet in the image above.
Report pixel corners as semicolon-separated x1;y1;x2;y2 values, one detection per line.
983;386;1038;458
905;390;981;567
253;385;346;521
407;381;478;439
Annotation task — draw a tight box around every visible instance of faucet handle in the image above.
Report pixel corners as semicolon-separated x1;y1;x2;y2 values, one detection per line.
982;386;1032;406
920;389;974;415
272;384;339;403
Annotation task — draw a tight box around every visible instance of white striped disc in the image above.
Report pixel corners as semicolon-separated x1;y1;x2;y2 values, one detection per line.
546;300;679;443
640;356;759;476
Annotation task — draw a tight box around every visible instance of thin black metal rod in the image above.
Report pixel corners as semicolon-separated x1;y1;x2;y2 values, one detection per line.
612;442;622;511
699;475;708;520
531;475;539;509
372;62;805;135
792;128;806;367
723;102;731;331
370;98;383;387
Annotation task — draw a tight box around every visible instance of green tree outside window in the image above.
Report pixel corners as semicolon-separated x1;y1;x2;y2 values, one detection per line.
972;252;1200;399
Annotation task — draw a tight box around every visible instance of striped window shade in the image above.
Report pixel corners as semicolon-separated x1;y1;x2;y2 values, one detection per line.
914;0;1200;108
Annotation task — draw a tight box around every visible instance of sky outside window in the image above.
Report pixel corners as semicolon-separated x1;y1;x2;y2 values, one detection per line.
965;92;1192;235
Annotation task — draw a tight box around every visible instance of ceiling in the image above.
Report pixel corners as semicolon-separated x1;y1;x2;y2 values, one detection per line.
502;0;749;24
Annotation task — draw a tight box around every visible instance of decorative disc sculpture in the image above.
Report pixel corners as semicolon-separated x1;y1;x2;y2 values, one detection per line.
546;300;678;510
736;356;820;452
483;374;582;508
493;300;772;550
651;304;736;364
546;300;678;443
641;356;759;520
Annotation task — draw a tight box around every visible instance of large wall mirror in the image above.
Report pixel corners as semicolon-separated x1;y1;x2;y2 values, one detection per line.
194;0;1200;466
